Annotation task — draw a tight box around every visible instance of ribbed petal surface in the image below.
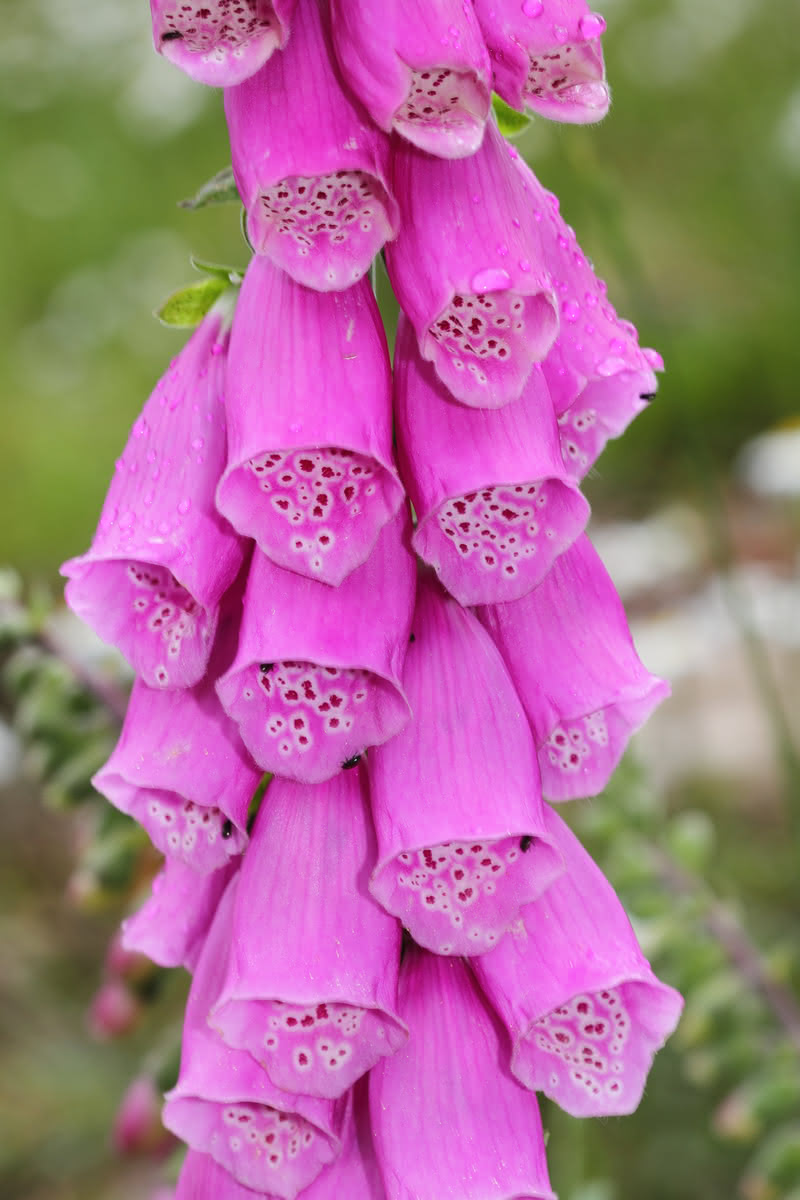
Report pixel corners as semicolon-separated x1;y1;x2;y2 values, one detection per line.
217;258;402;585
479;534;670;801
121;857;238;972
508;158;663;475
217;514;414;784
368;576;561;955
94;601;260;870
371;949;555;1200
62;310;245;689
474;807;684;1117
385;122;557;409
164;878;344;1197
225;0;397;290
473;0;609;123
329;0;491;158
178;1080;384;1199
212;769;405;1099
151;0;295;87
394;316;589;605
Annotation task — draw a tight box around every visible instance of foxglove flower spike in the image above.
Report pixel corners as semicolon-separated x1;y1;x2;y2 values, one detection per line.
473;807;684;1117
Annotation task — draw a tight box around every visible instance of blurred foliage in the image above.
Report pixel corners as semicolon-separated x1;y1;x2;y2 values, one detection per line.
1;0;799;1198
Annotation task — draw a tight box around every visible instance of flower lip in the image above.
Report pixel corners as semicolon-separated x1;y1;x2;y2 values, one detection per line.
152;0;294;87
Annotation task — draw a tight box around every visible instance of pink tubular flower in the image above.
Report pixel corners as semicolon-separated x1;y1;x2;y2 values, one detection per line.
93;602;260;871
479;534;669;802
216;512;414;784
473;0;609;124
163;878;345;1197
88;978;141;1040
394;315;589;606
508;157;662;475
473;807;684;1117
121;857;239;972
225;0;398;291
368;574;561;956
212;768;406;1100
370;948;555;1200
329;0;491;159
62;307;245;690
386;122;557;409
216;258;403;586
177;1079;384;1199
151;0;295;87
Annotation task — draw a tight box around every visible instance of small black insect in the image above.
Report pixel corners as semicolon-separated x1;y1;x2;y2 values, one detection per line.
221;819;234;840
639;392;657;401
161;29;183;40
409;632;416;643
342;754;362;770
259;662;274;673
519;834;534;852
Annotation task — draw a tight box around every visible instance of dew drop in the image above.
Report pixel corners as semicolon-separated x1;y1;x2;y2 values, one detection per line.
522;0;544;15
470;267;512;292
579;13;607;38
562;299;580;323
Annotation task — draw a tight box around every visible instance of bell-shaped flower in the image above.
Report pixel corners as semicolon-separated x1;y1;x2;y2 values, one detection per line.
177;1079;384;1199
121;857;239;972
473;807;684;1117
329;0;491;159
217;512;414;784
368;575;561;956
151;0;295;87
385;122;558;409
62;306;246;690
93;596;261;871
479;534;669;802
225;0;398;291
473;0;609;124
212;769;405;1100
370;948;555;1200
508;159;662;476
394;316;589;606
217;258;403;586
163;877;345;1196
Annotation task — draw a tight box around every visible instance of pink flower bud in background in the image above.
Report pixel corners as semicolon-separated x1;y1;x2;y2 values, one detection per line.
113;1075;175;1158
87;978;141;1041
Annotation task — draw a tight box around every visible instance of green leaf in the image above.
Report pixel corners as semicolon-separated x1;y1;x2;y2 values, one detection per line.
190;256;243;285
156;276;229;328
492;94;532;138
178;165;240;210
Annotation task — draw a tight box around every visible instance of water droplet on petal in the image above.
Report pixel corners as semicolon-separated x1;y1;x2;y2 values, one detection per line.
643;347;665;370
470;267;512;292
177;499;191;515
522;0;544;15
562;300;580;323
579;13;607;38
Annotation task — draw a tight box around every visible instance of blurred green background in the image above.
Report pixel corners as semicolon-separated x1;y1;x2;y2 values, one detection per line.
1;0;799;1197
